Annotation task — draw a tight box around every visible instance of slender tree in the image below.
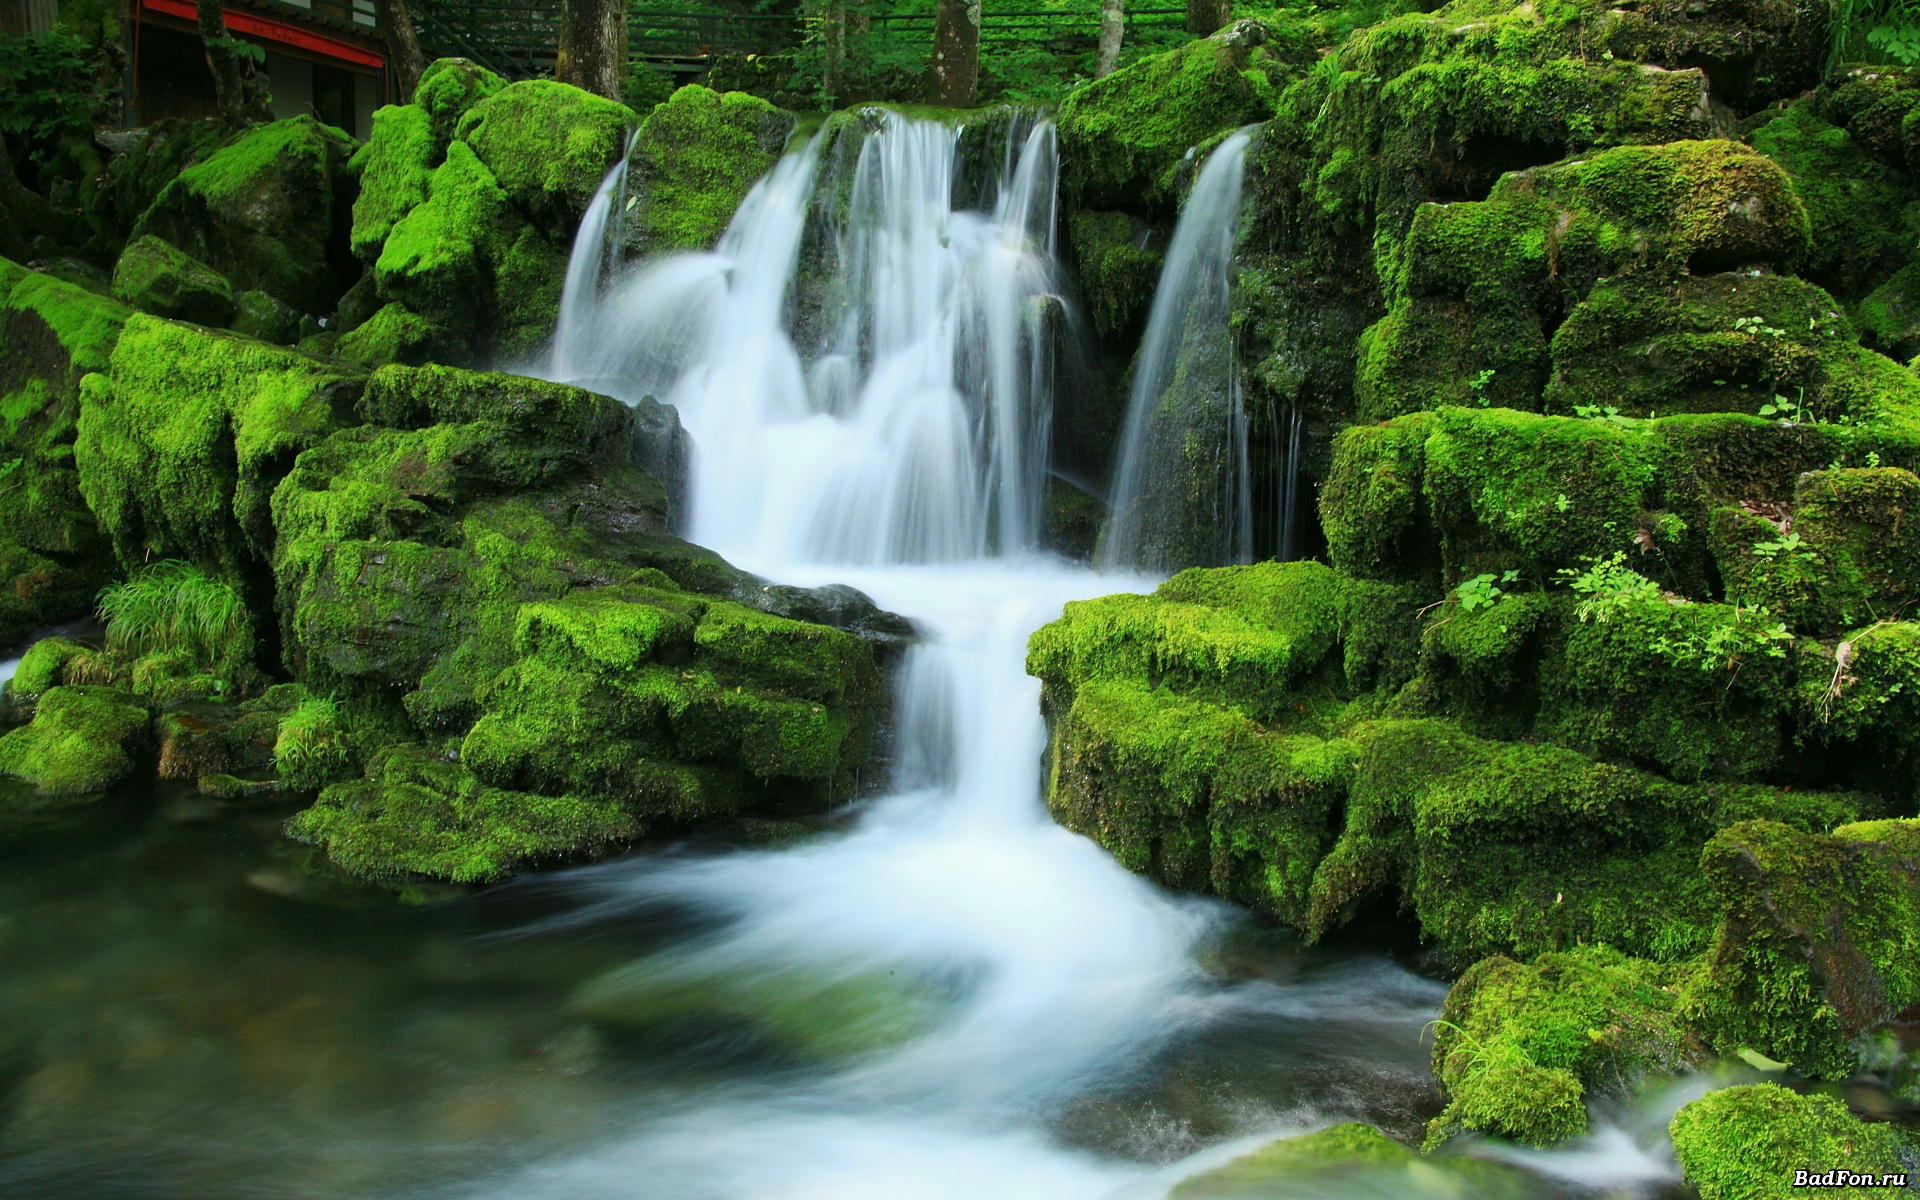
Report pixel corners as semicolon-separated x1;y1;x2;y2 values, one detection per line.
1184;0;1229;36
1096;0;1125;77
196;0;271;126
928;0;980;105
557;0;629;101
376;0;426;102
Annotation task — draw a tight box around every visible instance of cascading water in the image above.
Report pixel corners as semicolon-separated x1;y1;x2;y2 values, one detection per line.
1101;128;1257;574
504;113;1696;1198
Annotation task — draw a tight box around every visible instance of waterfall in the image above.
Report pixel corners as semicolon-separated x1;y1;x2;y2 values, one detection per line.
549;115;1063;569
551;131;638;382
1101;128;1257;574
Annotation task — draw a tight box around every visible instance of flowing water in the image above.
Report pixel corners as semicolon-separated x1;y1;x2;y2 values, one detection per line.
1102;129;1257;574
0;115;1708;1198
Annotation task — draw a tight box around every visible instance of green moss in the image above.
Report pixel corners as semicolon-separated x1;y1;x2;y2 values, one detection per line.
0;685;147;796
1750;104;1920;303
1670;1084;1912;1200
1536;594;1795;782
490;226;569;359
1067;210;1162;343
1058;23;1288;214
1320;413;1436;580
627;86;789;252
73;314;358;570
1426;945;1698;1148
272;695;353;792
1043;674;1355;923
334;302;443;367
1685;817;1920;1079
229;289;301;345
287;743;637;883
4;636;87;704
348;105;436;263
1170;1124;1412;1198
412;57;505;146
0;260;132;642
373;140;510;329
456;79;637;228
108;234;234;326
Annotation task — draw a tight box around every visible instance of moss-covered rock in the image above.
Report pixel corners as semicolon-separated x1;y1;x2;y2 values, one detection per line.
348;104;435;264
413;57;506;148
269;363;888;881
108;234;234;326
1032;554;1880;963
74;313;359;571
335;301;444;367
0;258;133;645
1058;21;1289;216
288;744;637;883
1750;102;1920;307
1426;946;1700;1147
373;140;510;333
626;85;791;253
3;636;87;706
456;79;638;233
131;116;358;315
1685;817;1920;1079
1067;209;1161;351
0;685;148;795
1669;1084;1914;1199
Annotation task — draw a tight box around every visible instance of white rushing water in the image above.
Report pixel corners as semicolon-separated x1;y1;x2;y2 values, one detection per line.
1102;128;1257;574
519;112;1690;1198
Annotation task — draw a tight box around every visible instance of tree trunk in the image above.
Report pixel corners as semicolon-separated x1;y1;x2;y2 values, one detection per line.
197;0;270;125
819;0;849;108
1184;0;1229;37
927;0;980;106
557;0;629;101
1096;0;1124;78
377;0;427;102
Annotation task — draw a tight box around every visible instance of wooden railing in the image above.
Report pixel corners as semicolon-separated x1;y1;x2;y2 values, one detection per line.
414;1;1192;77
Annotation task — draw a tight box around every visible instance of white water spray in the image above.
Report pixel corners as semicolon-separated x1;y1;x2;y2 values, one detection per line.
1102;128;1257;574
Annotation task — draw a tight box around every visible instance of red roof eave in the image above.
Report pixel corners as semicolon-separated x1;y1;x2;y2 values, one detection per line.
140;0;386;70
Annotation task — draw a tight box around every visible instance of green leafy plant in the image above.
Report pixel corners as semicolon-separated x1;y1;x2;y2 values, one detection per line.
1732;314;1786;339
1467;368;1497;407
0;30;100;173
1649;606;1793;673
1758;388;1811;423
1558;551;1664;623
1751;530;1816;561
96;560;248;664
1455;569;1520;612
1572;403;1633;425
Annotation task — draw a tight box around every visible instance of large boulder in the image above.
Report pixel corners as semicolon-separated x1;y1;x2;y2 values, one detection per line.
131;116;358;316
271;364;891;883
73;313;360;572
625;85;792;253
